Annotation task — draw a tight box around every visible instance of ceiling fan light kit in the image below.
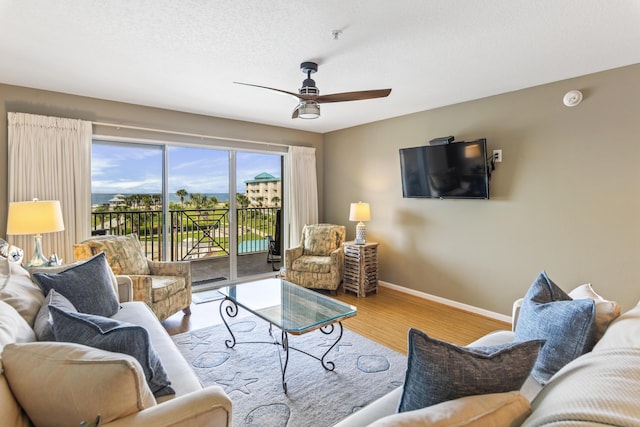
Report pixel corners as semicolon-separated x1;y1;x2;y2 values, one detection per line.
297;101;320;119
234;61;392;120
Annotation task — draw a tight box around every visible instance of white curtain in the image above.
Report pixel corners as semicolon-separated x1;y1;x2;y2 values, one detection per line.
286;145;319;248
7;112;92;264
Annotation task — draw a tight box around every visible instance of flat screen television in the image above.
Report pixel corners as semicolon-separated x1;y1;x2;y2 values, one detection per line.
399;139;490;199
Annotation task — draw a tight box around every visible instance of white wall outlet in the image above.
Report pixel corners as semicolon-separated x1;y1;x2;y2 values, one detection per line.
493;149;502;163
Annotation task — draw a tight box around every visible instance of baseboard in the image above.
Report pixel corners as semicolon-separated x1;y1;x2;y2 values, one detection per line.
378;280;512;324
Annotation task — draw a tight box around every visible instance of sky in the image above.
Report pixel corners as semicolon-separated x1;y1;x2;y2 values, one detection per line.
92;143;282;195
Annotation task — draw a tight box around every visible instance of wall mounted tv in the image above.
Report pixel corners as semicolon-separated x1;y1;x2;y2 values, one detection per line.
399;139;490;199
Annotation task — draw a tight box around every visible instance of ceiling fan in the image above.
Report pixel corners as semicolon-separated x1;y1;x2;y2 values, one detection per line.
234;62;392;119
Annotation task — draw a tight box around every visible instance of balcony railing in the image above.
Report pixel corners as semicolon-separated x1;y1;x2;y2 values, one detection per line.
90;207;279;261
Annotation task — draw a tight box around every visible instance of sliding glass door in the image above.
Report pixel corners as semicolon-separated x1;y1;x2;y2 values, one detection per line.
236;152;283;279
91;139;283;288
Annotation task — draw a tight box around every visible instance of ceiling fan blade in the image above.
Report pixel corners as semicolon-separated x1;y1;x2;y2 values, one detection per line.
234;82;299;98
315;88;392;104
234;82;317;101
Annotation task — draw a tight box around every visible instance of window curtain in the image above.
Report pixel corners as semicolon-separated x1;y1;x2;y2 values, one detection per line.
7;112;92;264
286;145;318;248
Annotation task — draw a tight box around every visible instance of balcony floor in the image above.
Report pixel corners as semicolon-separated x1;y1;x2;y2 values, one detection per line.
189;251;281;287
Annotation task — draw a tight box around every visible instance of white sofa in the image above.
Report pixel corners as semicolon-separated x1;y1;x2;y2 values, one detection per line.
335;293;640;426
0;258;232;427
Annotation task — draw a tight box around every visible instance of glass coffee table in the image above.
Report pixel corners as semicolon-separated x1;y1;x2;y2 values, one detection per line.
218;278;357;393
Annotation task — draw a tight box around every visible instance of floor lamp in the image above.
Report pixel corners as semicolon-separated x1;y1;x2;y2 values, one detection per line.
6;199;65;268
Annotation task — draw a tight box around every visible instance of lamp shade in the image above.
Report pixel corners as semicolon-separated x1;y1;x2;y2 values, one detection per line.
6;200;65;235
349;202;371;222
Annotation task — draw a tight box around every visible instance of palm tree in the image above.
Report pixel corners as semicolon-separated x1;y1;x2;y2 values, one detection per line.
142;195;153;210
236;193;250;208
176;189;188;206
189;193;208;209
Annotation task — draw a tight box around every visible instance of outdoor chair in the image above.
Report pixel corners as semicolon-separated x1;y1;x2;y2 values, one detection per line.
266;209;282;271
73;233;192;321
285;223;345;293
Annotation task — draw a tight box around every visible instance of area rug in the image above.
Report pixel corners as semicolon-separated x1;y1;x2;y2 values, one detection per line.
171;318;406;427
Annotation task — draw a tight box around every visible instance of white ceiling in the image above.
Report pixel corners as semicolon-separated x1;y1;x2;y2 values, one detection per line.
1;1;639;133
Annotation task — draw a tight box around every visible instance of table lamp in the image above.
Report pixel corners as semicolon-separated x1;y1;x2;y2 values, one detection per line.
349;202;371;245
6;199;65;268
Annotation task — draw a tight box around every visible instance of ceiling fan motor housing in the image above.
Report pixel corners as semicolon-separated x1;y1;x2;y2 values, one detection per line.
300;81;319;95
300;62;319;95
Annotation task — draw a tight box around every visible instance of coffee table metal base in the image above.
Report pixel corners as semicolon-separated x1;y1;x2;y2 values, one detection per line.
219;297;344;393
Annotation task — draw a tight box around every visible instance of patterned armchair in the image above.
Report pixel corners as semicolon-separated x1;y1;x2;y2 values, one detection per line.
73;234;191;321
285;224;345;293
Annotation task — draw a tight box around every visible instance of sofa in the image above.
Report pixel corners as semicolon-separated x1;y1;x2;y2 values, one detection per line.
335;275;640;426
0;256;231;427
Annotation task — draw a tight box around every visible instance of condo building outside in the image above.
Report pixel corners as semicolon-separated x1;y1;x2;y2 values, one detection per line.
245;172;281;207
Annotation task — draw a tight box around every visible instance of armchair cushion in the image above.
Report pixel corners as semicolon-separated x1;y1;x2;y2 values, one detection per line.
83;234;150;275
149;276;187;301
50;306;175;397
32;252;120;318
302;223;345;256
2;342;156;427
291;255;335;274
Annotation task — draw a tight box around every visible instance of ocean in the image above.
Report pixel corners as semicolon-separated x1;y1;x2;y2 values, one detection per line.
92;193;230;206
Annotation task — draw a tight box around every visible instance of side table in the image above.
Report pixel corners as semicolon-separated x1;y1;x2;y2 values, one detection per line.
343;241;379;297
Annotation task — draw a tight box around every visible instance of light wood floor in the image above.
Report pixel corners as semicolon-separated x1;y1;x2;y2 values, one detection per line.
162;285;511;355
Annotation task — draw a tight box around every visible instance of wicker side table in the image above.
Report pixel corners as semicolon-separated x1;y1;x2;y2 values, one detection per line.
343;241;379;297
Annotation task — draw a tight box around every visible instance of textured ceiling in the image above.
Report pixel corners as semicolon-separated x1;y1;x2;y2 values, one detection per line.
1;1;639;133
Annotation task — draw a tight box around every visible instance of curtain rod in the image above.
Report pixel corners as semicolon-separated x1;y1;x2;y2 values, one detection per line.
92;121;291;148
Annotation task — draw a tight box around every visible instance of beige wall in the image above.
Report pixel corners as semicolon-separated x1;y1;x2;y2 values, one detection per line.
0;84;323;239
323;64;640;315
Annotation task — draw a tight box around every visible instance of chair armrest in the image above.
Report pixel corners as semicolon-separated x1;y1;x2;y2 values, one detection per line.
147;260;191;280
128;275;153;303
115;275;133;303
285;246;303;269
102;386;231;427
330;246;344;274
330;245;344;260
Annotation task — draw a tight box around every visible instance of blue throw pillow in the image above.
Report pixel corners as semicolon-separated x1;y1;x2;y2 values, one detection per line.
33;289;78;341
515;271;596;384
49;306;175;397
32;252;119;317
397;328;544;413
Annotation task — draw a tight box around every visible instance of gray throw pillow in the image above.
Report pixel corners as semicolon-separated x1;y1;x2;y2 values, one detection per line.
33;289;78;341
32;252;119;317
397;328;544;413
515;271;596;384
49;306;175;397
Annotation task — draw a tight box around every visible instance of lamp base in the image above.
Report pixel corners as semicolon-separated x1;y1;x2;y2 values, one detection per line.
23;234;49;269
354;222;366;245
